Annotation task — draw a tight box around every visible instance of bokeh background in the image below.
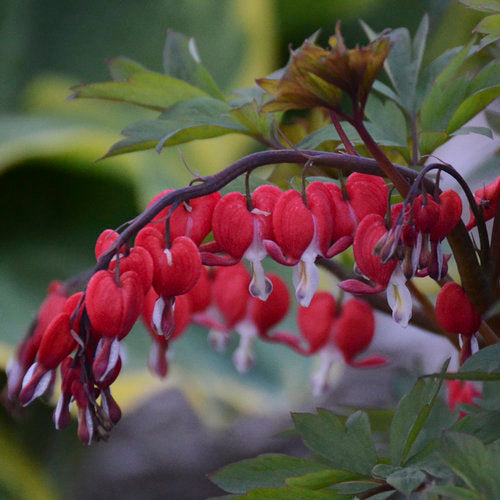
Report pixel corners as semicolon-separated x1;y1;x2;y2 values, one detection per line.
0;1;495;498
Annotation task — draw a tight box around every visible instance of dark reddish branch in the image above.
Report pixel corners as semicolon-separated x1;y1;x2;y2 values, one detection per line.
95;149;422;273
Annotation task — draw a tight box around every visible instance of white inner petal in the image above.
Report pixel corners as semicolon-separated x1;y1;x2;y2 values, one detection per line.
386;263;412;328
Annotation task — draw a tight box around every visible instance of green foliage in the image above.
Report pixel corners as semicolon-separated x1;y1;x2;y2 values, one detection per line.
210;354;500;498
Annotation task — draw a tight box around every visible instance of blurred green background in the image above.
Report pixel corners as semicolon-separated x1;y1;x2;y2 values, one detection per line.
0;0;485;498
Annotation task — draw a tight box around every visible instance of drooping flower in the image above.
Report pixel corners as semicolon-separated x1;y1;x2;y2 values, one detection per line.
265;182;348;307
466;176;500;230
436;282;481;364
208;185;281;300
446;380;481;418
340;213;412;327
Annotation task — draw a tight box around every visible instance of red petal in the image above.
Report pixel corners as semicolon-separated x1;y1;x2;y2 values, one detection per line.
37;313;75;369
212;192;254;259
347;172;388;222
297;291;335;353
251;185;282;240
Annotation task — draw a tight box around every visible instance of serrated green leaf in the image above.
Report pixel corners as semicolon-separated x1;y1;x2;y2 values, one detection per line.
451;126;493;138
106;56;149;81
208;454;326;494
69;71;209;111
425;485;480;500
162;30;224;100
447;86;500;133
458;0;500;13
102;97;246;158
285;470;360;490
390;360;449;466
440;432;500;496
386;467;426;496
420;77;469;131
292;410;377;475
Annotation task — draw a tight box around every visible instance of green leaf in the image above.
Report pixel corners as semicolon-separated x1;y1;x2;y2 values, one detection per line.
415;47;462;109
468;60;500;95
372;80;402;105
420;77;469;131
474;13;500;39
452;410;500;443
102;97;246;158
286;470;360;490
162;30;224;100
390;360;449;466
364;96;408;147
419;131;449;155
435;38;476;87
460;344;500;373
412;14;429;84
458;0;500;12
333;481;381;495
292;410;377;475
425;485;480;500
69;71;209;111
386;467;426;496
371;464;400;479
208;454;326;494
106;56;150;81
451;126;493;139
480;381;500;410
447;86;500;133
241;486;343;499
229;88;273;139
439;432;500;496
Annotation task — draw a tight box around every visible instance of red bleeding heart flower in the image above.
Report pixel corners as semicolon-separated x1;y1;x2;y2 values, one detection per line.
446;380;481;418
142;289;191;378
265;182;342;306
340;213;412;327
86;269;143;381
466;176;500;230
210;185;281;300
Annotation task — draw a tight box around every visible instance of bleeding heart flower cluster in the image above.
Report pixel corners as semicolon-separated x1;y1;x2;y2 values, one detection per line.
7;171;495;444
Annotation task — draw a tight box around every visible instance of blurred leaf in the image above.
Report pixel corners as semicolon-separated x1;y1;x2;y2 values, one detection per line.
468;60;500;95
163;30;224;99
447;86;500;133
457;0;500;12
451;126;493;138
460;344;500;373
286;470;361;490
209;454;326;494
102;98;247;158
452;409;500;442
107;56;150;81
229;88;273;139
386;467;426;496
371;464;400;479
420;77;469;131
415;46;463;109
292;410;377;475
372;80;402;105
0;421;60;500
333;481;380;495
390;360;449;466
69;71;209;111
435;38;476;87
480;381;500;410
425;485;480;499
238;486;342;499
439;432;500;496
419;131;449;155
364;96;408;147
474;13;500;40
